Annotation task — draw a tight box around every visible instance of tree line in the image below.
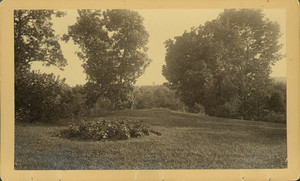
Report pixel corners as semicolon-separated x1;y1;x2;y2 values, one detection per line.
15;9;150;122
15;9;286;123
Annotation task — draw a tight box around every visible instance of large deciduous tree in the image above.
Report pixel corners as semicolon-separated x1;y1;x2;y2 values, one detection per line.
63;10;151;108
14;10;67;72
163;30;215;111
163;9;283;120
14;10;67;122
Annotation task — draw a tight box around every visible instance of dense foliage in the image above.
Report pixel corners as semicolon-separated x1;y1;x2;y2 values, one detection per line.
15;71;65;122
55;85;189;118
63;10;151;109
14;10;67;72
15;9;151;122
162;9;285;122
133;85;187;112
14;9;286;124
59;119;161;141
14;10;67;122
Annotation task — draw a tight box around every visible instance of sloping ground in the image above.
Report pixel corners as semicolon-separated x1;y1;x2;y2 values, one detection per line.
15;108;287;169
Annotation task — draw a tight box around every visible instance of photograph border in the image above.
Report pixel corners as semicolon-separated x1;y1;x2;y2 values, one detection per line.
1;0;299;180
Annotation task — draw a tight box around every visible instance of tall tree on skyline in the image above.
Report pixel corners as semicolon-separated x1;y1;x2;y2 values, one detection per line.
63;10;151;108
163;9;283;119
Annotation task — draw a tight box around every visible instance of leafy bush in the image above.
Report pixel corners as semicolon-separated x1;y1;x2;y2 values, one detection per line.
15;107;31;122
261;111;286;123
59;119;161;141
15;71;65;122
133;85;186;111
214;96;241;118
15;71;89;122
267;91;285;113
189;103;205;114
214;104;230;118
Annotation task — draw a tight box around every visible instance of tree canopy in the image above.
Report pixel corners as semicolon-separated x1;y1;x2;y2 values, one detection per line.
14;10;68;122
14;10;67;72
63;10;151;108
163;9;283;120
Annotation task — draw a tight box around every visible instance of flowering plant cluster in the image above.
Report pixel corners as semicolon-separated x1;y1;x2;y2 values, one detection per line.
60;119;160;141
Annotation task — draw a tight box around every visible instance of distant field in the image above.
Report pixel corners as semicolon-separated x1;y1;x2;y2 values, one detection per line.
15;108;287;170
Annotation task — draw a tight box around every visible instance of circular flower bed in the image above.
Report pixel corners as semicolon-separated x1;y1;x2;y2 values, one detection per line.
59;119;161;141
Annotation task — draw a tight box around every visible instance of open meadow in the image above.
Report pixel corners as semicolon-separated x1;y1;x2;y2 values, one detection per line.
15;108;287;170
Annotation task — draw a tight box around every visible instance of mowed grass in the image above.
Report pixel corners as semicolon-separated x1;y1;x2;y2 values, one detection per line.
15;108;287;170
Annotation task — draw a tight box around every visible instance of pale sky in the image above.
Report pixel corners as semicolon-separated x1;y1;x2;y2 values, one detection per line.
30;9;286;87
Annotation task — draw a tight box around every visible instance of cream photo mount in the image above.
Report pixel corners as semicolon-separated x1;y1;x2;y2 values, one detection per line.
0;0;299;180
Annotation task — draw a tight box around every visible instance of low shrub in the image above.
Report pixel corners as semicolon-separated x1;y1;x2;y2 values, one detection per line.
15;107;31;122
133;85;187;111
261;111;286;123
15;71;67;122
59;119;161;141
189;103;205;114
214;105;230;118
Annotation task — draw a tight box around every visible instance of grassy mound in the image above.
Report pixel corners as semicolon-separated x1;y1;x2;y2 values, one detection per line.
15;109;286;169
59;119;161;141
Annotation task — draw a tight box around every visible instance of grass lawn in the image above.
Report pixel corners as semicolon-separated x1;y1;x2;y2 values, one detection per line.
15;108;287;170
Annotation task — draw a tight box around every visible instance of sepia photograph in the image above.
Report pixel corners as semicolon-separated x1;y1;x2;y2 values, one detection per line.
13;8;288;170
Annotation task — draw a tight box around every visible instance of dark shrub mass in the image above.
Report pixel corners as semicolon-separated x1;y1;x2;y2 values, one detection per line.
58;119;161;141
